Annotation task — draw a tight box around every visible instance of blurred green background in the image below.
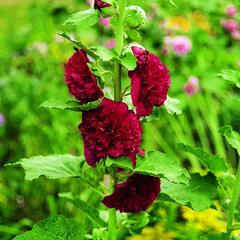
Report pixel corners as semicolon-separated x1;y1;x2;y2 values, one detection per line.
0;0;240;239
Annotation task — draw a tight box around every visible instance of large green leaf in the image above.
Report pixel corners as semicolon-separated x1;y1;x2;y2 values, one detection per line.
161;173;218;210
178;143;227;174
14;215;85;240
135;152;190;184
40;98;102;112
6;155;84;180
59;193;106;228
219;125;240;153
106;151;190;184
90;46;117;62
63;9;99;28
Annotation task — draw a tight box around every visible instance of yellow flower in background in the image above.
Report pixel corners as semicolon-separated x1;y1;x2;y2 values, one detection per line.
126;223;175;240
191;12;211;33
163;16;191;33
181;206;226;233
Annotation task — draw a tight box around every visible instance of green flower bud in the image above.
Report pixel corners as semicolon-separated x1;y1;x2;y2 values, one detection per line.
125;6;147;29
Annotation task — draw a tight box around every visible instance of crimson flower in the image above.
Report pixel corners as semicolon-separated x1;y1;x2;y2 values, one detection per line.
129;46;170;117
79;98;142;167
65;49;103;104
102;174;161;213
94;0;111;10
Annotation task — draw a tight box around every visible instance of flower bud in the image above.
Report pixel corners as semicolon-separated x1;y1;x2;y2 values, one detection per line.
125;6;147;29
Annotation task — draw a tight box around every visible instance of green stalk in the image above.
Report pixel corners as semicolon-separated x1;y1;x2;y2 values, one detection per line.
108;174;117;240
108;1;127;239
113;0;127;101
226;157;240;239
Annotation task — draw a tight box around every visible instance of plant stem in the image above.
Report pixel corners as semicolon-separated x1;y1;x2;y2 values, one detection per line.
108;1;127;239
226;157;240;239
108;173;117;240
113;0;127;101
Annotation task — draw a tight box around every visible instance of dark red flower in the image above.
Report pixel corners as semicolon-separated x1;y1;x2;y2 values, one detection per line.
102;174;161;212
65;49;103;104
94;0;111;10
79;98;142;167
129;46;170;117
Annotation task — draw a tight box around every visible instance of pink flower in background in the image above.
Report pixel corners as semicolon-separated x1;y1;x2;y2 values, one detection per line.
102;174;161;212
172;36;192;56
184;76;199;96
221;19;239;32
163;36;192;56
231;30;240;40
225;5;237;17
0;113;5;127
99;17;110;28
105;39;116;49
86;0;94;7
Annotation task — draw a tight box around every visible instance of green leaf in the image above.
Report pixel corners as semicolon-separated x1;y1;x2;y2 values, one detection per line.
135;151;190;184
120;47;137;71
106;151;190;184
105;156;133;170
164;96;183;115
13;215;85;240
125;6;147;29
58;32;98;59
6;154;84;181
90;46;117;62
161;173;218;210
178;143;227;174
63;9;99;28
219;125;240;153
40;98;102;112
217;69;240;88
59;193;106;228
127;29;142;42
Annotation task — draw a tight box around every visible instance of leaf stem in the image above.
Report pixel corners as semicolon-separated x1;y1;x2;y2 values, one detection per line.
226;157;240;239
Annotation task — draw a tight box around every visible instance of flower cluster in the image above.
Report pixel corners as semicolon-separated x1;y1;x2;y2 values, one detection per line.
221;5;240;41
64;1;171;213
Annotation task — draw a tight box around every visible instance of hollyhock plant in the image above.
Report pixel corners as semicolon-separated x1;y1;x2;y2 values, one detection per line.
221;19;239;32
129;46;170;117
231;30;240;40
105;39;116;49
102;174;161;212
163;36;192;56
65;49;103;104
99;17;110;28
184;76;199;96
79;98;142;167
0;113;5;127
225;5;237;17
94;0;111;11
